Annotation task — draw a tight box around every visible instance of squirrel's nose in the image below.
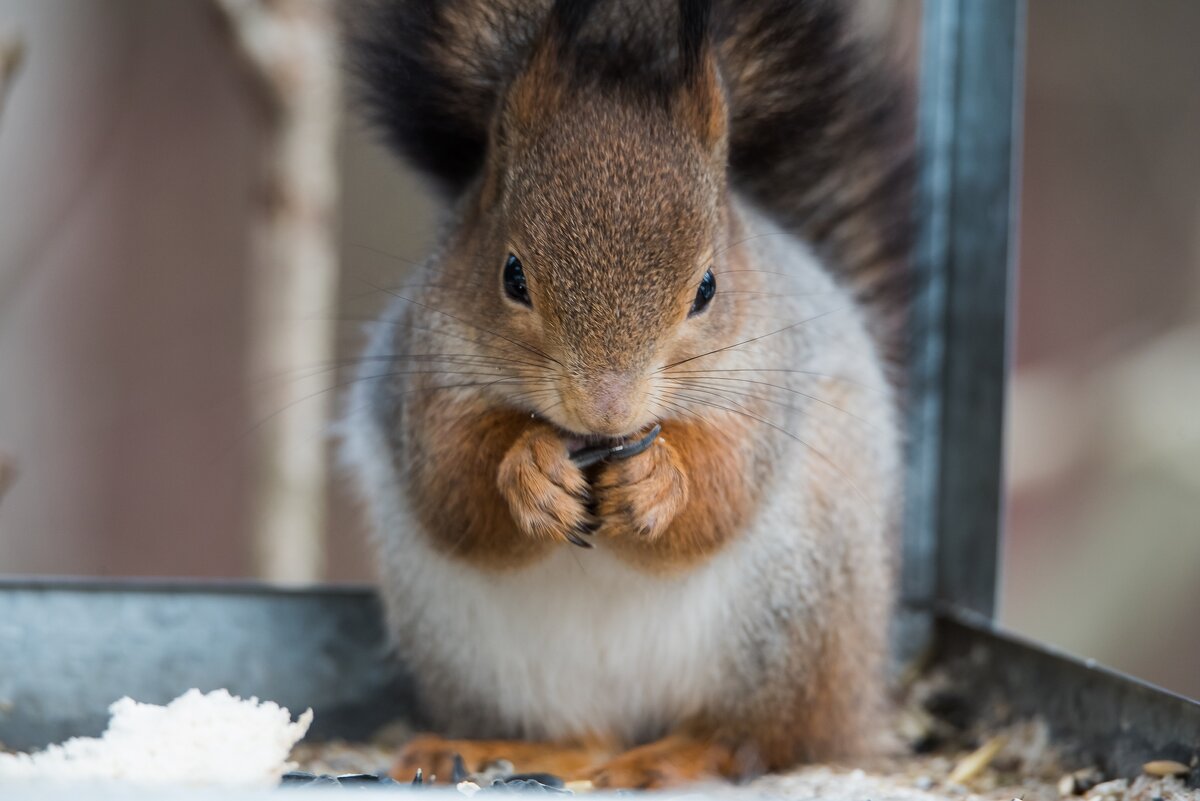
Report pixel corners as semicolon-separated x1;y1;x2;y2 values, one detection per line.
568;372;643;437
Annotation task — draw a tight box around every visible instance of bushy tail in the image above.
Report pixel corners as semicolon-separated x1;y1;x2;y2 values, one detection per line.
351;0;914;366
717;1;914;369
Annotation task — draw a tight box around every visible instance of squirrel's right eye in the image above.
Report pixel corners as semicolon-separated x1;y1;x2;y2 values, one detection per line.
689;269;716;316
503;253;531;306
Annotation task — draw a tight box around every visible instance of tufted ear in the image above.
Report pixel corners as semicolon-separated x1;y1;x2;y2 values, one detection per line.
503;0;600;137
678;0;712;82
676;0;727;153
481;0;602;208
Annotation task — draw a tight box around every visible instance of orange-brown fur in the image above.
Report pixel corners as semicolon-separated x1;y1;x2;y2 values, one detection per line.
406;402;561;569
402;344;762;577
393;733;739;788
592;418;759;571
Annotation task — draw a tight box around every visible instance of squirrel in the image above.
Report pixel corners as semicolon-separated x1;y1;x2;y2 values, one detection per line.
341;0;913;788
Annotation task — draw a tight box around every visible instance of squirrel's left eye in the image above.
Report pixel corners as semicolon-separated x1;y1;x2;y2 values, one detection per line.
503;253;531;306
689;269;716;316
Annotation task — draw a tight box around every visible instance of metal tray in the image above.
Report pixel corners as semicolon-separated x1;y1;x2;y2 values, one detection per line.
2;579;1196;787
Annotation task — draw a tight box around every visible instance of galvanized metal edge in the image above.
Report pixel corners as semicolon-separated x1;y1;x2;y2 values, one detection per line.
903;0;961;634
0;582;417;751
5;578;1196;777
904;0;1027;624
935;607;1200;785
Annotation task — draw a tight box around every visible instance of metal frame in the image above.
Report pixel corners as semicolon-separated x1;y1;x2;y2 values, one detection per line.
2;0;1198;787
3;580;1196;783
904;0;1026;623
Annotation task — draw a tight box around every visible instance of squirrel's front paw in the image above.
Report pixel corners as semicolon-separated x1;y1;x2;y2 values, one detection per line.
497;423;592;547
593;434;688;540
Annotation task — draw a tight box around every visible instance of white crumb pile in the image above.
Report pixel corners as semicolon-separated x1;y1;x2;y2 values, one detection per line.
0;689;312;788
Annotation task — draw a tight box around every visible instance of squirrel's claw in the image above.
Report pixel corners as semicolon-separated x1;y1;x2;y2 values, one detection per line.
566;530;593;549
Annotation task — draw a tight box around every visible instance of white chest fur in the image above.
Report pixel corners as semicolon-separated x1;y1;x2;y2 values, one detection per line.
387;528;752;743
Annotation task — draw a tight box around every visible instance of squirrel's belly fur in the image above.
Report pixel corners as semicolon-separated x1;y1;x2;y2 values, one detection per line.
365;515;743;744
341;204;899;755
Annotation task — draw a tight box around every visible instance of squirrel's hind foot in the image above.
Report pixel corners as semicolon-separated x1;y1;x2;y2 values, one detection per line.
391;734;605;786
585;735;742;789
391;732;743;790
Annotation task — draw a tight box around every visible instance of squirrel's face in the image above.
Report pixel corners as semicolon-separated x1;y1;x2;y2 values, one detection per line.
464;51;733;439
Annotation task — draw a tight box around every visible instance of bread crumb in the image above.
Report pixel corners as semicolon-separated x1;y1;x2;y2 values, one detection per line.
0;688;312;788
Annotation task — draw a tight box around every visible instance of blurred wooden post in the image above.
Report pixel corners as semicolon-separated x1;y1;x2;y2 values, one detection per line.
0;29;23;119
0;454;14;508
213;0;339;583
0;29;24;507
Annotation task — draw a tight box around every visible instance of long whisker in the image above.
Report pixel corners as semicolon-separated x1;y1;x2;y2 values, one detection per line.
718;268;809;281
319;315;557;369
713;231;795;260
264;350;547;375
718;289;843;299
663;381;761;419
661;377;884;436
226;374;531;474
662;368;888;395
357;352;550;370
647;392;695;423
347;241;427;270
369;319;558;368
651;397;693;423
535;399;565;419
259;372;527;435
659;390;880;521
360;278;564;368
253;353;555;388
657;306;849;372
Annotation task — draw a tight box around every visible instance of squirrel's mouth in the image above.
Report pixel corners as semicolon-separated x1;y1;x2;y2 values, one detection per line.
557;423;652;448
531;389;661;450
559;426;648;452
561;434;613;452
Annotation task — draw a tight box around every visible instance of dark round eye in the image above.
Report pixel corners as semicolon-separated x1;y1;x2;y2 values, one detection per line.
503;253;531;306
689;269;716;316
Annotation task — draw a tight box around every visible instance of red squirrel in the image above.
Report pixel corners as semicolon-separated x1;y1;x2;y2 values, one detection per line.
341;0;913;787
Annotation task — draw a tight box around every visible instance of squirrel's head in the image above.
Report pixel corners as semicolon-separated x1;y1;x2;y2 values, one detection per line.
458;0;735;439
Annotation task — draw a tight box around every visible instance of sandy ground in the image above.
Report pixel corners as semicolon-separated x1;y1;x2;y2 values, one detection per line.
292;718;1199;801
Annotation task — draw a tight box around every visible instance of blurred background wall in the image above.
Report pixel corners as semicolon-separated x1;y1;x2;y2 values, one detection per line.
0;1;262;577
0;1;1195;698
0;0;437;581
1001;0;1200;699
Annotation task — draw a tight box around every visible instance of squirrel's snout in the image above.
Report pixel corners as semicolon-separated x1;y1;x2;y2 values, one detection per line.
564;372;647;438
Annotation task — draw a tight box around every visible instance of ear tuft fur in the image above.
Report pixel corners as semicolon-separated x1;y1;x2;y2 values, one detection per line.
548;0;601;57
677;0;712;82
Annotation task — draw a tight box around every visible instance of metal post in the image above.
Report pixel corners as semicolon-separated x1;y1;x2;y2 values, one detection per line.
904;0;1026;622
